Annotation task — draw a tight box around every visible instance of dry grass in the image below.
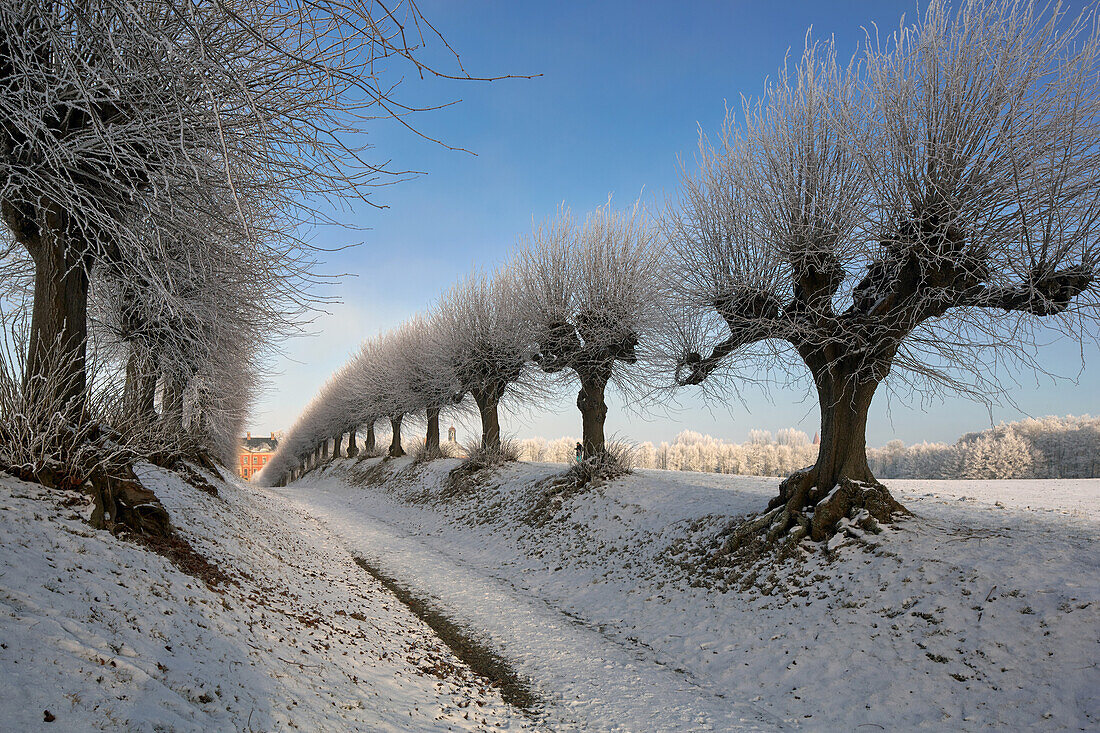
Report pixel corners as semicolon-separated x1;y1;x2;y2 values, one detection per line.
524;440;635;525
443;439;520;496
411;440;460;464
457;439;520;471
349;459;390;486
566;440;635;485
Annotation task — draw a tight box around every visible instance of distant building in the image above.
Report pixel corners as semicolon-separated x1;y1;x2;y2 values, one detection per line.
448;425;457;443
813;432;820;445
239;431;279;480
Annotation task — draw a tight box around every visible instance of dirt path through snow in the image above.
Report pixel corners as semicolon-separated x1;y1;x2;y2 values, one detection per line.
278;488;783;732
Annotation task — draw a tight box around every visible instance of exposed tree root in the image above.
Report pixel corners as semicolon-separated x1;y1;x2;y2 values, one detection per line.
5;457;170;536
147;449;224;496
713;469;909;562
4;452;236;588
84;462;172;537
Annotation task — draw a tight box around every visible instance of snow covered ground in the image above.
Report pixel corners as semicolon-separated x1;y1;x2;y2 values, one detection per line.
0;465;533;731
278;457;1100;731
3;456;1093;731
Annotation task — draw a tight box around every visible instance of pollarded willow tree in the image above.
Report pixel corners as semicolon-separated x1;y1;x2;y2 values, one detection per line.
391;315;465;456
1;3;268;421
432;270;536;451
260;315;470;483
665;0;1100;542
268;390;330;482
344;334;392;459
514;204;661;455
325;365;366;459
368;329;415;458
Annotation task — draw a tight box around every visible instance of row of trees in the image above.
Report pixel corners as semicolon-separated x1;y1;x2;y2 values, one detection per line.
262;0;1100;541
0;2;493;509
287;413;1092;480
261;204;662;483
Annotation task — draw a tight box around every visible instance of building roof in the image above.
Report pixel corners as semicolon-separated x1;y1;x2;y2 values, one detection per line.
241;433;279;452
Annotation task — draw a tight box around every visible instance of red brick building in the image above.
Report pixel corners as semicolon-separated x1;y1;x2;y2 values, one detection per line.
239;432;279;480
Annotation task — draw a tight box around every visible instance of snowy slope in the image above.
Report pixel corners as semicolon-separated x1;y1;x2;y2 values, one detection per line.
278;458;1100;731
0;465;533;732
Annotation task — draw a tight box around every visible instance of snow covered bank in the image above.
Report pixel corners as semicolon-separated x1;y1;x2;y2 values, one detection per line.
280;458;1100;730
0;466;532;731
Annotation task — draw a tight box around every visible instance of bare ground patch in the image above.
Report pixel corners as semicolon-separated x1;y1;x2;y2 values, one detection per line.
351;555;542;714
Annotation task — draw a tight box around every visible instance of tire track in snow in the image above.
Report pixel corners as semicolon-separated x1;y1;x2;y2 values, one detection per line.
282;491;783;732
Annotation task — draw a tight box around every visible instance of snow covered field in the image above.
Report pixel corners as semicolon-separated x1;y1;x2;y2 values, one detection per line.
1;457;1094;731
0;465;531;731
279;458;1100;731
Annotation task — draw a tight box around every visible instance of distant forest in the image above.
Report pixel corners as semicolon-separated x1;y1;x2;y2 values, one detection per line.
516;415;1100;480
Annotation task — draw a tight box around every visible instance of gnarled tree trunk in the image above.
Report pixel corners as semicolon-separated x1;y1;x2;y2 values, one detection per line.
24;223;90;424
808;371;877;485
763;365;906;543
320;438;329;461
576;366;611;456
190;409;205;438
425;407;440;453
346;427;359;458
364;423;376;454
161;368;188;433
472;388;502;451
389;416;405;457
123;343;158;422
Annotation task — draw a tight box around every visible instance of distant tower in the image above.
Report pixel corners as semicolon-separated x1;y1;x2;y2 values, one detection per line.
448;425;457;443
813;431;820;445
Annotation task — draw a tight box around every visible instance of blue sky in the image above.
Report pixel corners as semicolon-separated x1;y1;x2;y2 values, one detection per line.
249;0;1100;446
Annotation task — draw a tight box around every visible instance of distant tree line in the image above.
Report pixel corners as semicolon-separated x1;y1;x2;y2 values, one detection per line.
871;415;1100;480
516;416;1100;480
519;429;818;477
